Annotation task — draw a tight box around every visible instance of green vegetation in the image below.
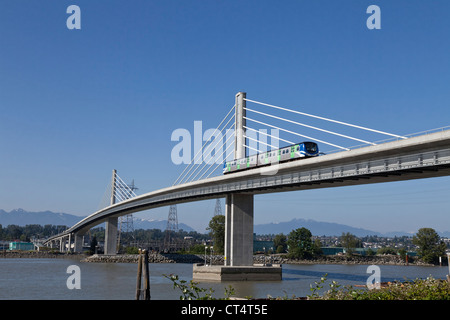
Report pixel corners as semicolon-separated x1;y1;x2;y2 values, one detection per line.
0;224;69;241
413;228;447;264
286;227;322;259
206;214;225;254
164;274;235;300
165;271;450;300
308;274;450;300
273;234;287;253
340;232;362;256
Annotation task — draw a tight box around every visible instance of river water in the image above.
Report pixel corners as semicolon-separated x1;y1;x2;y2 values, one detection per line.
0;258;448;300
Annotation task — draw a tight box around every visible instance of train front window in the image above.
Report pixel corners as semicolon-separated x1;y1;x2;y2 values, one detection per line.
305;142;317;153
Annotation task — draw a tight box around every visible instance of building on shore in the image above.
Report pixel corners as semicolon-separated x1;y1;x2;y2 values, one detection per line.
9;242;35;251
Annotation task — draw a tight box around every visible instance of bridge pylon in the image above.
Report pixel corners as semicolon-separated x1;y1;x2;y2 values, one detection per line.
225;92;255;266
104;170;119;255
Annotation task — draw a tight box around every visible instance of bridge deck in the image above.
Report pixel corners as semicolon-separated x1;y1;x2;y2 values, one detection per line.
44;129;450;243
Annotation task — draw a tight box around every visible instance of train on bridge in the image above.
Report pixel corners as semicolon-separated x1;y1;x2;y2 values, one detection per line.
223;141;319;174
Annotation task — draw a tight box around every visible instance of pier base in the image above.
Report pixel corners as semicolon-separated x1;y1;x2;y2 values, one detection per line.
192;264;282;281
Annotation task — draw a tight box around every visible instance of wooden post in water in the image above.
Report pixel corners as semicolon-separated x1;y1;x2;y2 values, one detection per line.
142;249;150;300
136;248;151;300
136;249;143;300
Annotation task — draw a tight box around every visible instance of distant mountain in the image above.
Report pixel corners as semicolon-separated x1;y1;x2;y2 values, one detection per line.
253;218;430;237
0;209;84;227
0;209;195;232
133;217;195;232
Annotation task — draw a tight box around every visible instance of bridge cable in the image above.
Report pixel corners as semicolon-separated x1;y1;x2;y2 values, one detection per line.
178;119;234;184
197;127;237;180
184;121;235;183
244;107;376;146
244;134;280;151
243;125;296;147
175;109;235;185
244;98;407;140
205;139;237;179
116;174;138;198
173;104;236;186
244;116;350;151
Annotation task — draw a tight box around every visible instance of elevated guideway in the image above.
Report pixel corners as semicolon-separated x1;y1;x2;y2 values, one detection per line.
45;128;450;244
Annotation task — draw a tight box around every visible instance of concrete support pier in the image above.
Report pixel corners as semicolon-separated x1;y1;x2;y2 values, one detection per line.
104;217;118;255
193;193;282;281
73;233;83;253
193;264;282;281
224;194;254;266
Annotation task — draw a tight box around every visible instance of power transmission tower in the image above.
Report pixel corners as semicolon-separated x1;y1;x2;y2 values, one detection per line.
164;205;178;251
214;198;223;216
117;179;138;250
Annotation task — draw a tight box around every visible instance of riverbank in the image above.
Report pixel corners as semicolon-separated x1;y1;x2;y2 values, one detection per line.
0;250;85;259
1;250;435;266
81;252;435;266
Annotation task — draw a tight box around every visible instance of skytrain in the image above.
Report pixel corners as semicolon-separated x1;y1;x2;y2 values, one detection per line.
223;141;319;174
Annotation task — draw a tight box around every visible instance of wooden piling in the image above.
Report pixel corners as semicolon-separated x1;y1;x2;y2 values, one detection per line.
136;249;143;300
136;248;150;300
143;249;150;300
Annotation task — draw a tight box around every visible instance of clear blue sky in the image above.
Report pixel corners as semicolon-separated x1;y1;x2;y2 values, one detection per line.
1;1;450;234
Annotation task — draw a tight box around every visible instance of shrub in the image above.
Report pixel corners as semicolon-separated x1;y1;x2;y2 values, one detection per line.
309;274;450;300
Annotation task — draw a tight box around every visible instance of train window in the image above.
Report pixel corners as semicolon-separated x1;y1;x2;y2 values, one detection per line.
297;146;300;151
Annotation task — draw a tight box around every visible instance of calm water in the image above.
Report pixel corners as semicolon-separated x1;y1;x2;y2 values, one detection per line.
0;258;448;300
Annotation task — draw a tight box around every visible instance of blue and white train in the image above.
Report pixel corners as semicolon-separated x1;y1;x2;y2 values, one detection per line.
223;141;319;174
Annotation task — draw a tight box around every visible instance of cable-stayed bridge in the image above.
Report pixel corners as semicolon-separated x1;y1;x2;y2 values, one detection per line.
44;92;450;269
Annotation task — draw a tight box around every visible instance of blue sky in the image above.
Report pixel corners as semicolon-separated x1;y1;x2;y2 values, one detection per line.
1;1;450;234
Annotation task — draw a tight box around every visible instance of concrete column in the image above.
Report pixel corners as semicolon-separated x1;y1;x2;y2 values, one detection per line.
68;233;72;252
224;194;232;266
104;217;118;255
235;92;247;160
224;193;254;266
73;233;83;253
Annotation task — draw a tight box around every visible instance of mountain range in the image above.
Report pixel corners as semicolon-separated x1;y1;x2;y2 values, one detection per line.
254;219;416;237
1;209;448;237
0;209;194;232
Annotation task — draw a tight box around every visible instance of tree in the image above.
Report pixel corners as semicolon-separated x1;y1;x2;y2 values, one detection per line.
312;238;323;256
287;227;314;259
90;236;98;254
412;228;446;264
340;232;359;256
273;234;287;253
206;215;225;254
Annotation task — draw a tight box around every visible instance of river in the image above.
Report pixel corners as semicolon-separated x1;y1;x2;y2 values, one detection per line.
0;258;448;300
